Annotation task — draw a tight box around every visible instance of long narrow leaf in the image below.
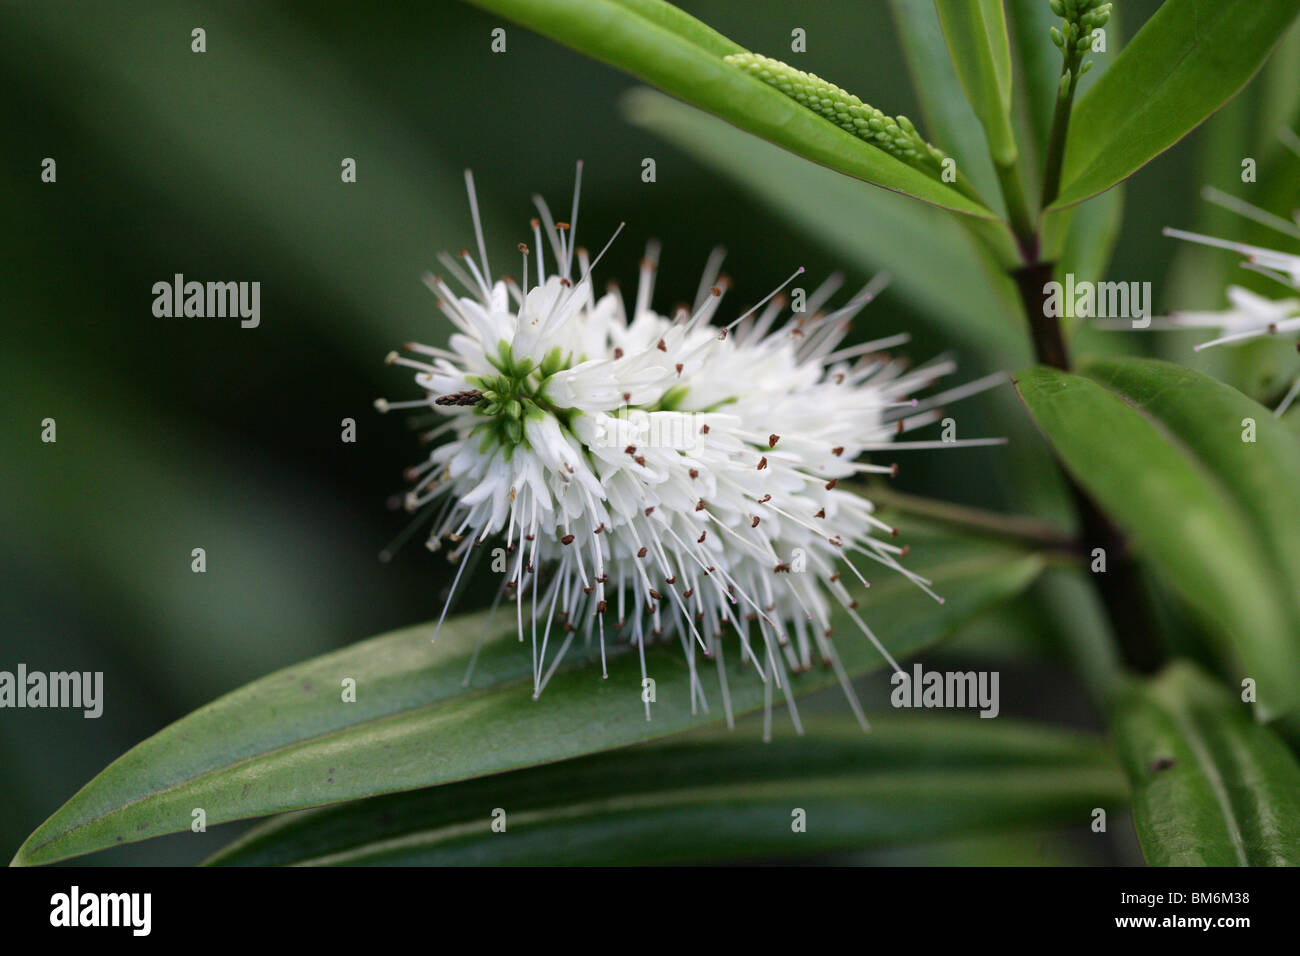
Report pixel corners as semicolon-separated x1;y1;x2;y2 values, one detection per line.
13;530;1044;865
1114;661;1300;865
465;0;995;217
206;714;1124;866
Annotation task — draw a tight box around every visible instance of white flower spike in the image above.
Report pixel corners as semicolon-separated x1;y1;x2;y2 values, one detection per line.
377;165;1007;733
1162;183;1300;417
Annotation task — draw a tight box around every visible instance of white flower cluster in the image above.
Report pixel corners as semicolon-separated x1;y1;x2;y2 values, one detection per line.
1163;183;1300;417
377;167;1003;727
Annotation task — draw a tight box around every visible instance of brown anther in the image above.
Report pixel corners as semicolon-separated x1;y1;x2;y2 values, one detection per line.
710;286;722;297
666;575;676;584
832;446;844;457
683;587;695;598
833;373;845;385
757;456;768;470
768;434;780;448
625;445;637;455
697;531;707;543
890;527;900;538
695;500;707;511
829;572;841;582
613;347;624;359
751;515;760;528
595;524;605;534
635;456;646;466
701;424;710;434
825;478;838;490
517;242;529;254
675;363;683;374
689;468;699;479
899;545;911;558
557;221;569;230
774;563;791;573
644;507;654;516
649;588;662;600
896;419;905;435
657;339;667;352
561;534;575;545
759;494;771;503
435;389;485;407
848;600;859;610
637;547;648;558
815;508;826;519
890;463;900;478
583;586;593;594
597;600;607;613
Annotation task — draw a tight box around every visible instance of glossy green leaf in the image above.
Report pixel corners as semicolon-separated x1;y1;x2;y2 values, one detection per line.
1113;661;1300;865
1052;0;1300;209
933;0;1017;166
464;0;994;218
621;87;1028;365
888;0;1001;204
1082;357;1300;622
12;529;1044;865
206;714;1124;865
1014;360;1300;717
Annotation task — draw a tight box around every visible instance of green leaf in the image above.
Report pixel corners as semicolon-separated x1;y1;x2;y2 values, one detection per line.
1014;360;1300;717
206;714;1123;865
621;87;1029;365
1082;357;1300;623
888;0;1002;205
933;0;1017;166
1052;0;1300;209
1113;661;1300;865
12;529;1044;865
464;0;995;218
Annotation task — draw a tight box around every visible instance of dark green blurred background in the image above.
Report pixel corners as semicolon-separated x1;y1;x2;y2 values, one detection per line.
2;0;1290;865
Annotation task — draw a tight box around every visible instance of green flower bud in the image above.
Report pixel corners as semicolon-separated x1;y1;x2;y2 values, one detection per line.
1050;25;1065;47
1050;0;1065;16
724;52;950;179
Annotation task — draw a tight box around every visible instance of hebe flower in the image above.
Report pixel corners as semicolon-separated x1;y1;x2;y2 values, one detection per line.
376;166;1004;729
1162;225;1300;415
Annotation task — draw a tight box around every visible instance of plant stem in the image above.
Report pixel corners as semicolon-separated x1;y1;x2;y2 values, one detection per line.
994;159;1037;259
1042;40;1086;208
866;484;1076;554
1010;261;1163;674
1013;261;1069;369
1041;88;1074;207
